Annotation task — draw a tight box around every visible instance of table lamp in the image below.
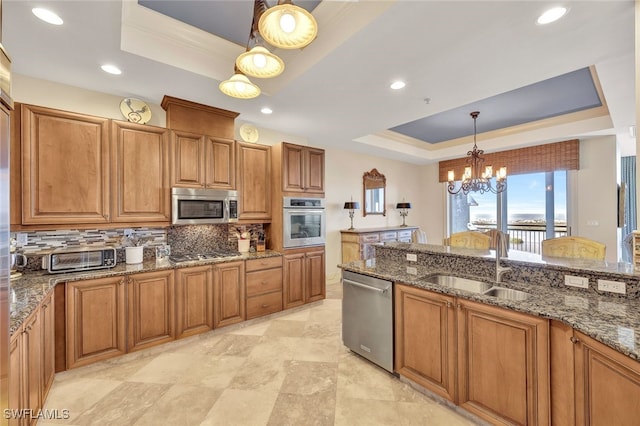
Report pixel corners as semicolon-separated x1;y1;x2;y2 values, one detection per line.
344;201;360;230
396;202;411;227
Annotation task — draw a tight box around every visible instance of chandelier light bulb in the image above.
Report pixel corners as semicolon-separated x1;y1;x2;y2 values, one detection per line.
252;53;267;68
280;12;296;33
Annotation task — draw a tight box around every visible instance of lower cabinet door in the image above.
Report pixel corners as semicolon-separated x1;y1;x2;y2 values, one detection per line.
457;299;550;426
305;248;325;303
127;270;175;352
574;330;640;426
8;332;22;426
40;292;56;401
283;253;305;309
394;284;456;401
175;265;214;339
213;261;245;328
66;276;127;369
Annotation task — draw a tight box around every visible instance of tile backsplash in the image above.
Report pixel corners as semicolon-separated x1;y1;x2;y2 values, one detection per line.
11;223;265;272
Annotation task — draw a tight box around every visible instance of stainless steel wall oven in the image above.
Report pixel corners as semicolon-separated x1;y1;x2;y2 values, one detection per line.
283;197;326;248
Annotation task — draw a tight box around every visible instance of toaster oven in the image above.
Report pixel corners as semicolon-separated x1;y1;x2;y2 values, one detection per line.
42;247;117;274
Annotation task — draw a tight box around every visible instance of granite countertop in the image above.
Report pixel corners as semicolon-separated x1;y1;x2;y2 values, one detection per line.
340;257;640;362
9;250;282;335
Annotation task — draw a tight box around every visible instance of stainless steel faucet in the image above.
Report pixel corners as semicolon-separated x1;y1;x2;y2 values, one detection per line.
495;231;511;283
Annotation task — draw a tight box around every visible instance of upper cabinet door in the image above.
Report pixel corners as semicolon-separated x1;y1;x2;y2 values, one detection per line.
282;143;304;192
237;142;271;221
170;130;205;188
304;147;325;194
281;142;324;194
205;137;235;189
21;104;110;224
111;120;170;223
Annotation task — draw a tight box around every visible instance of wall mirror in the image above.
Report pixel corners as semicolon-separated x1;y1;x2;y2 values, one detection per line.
363;168;386;216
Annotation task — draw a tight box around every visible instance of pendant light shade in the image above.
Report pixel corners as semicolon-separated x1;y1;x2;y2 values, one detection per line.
236;45;285;78
258;0;318;49
219;69;261;99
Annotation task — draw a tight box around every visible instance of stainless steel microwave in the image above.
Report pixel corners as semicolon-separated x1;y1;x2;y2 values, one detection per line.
171;188;238;225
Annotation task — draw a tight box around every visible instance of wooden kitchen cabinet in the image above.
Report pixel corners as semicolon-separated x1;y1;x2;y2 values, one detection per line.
21;104;110;225
394;284;456;402
175;265;214;339
246;256;283;319
456;299;550;426
8;291;55;426
283;246;325;309
573;330;640;426
8;332;22;426
127;270;175;352
170;129;235;189
111;120;170;223
281;142;325;194
66;276;127;369
40;291;55;401
213;261;245;327
236;142;271;221
22;310;41;426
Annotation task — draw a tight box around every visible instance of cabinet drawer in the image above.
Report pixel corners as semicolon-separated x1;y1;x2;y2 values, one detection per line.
246;291;283;319
380;231;397;242
360;233;380;243
398;230;413;239
246;268;283;296
245;256;282;272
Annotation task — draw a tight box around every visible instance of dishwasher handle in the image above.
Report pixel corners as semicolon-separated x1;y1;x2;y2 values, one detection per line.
343;278;391;294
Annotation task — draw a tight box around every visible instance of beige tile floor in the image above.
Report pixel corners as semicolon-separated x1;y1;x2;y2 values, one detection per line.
40;281;481;426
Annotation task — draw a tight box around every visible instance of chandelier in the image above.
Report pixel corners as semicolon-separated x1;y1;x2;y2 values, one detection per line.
220;0;317;99
447;111;507;195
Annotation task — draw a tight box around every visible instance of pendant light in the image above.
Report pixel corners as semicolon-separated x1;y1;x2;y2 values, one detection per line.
219;67;261;99
447;111;507;195
258;0;318;50
236;0;285;78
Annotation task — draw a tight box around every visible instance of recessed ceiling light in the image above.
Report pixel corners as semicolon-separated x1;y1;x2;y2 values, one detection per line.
261;107;273;114
101;64;122;75
32;7;63;25
390;81;406;90
537;6;567;25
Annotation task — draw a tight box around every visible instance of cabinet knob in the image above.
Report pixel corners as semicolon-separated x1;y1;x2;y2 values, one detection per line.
570;336;580;344
446;301;452;308
42;303;48;308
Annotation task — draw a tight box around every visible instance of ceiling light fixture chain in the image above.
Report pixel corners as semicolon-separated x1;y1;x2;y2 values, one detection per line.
447;111;507;195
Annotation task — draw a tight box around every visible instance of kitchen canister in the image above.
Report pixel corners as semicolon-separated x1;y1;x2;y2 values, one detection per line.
125;246;144;264
238;239;250;253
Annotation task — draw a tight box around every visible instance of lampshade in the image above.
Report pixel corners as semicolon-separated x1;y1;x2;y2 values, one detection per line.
344;201;360;210
236;45;285;78
396;202;411;209
219;69;261;99
258;0;318;49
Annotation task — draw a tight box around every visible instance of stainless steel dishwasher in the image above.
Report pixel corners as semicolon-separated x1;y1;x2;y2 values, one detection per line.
342;270;394;373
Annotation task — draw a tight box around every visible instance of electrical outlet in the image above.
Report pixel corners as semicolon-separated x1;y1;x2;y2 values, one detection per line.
564;275;589;289
597;279;626;295
406;253;417;262
124;228;134;238
406;266;418;275
15;233;28;244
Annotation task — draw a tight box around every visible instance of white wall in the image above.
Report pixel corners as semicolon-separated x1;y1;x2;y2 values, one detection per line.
574;136;620;262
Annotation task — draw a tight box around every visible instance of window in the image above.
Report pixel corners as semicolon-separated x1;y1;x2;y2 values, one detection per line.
448;171;568;254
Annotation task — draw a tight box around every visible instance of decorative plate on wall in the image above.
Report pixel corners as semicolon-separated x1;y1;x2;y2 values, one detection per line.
239;123;259;143
119;98;152;124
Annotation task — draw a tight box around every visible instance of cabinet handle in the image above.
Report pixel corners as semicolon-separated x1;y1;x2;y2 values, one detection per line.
570;336;580;344
261;304;269;308
42;303;48;308
261;281;268;285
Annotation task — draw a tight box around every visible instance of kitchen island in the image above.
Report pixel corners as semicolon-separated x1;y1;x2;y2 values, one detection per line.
339;242;640;426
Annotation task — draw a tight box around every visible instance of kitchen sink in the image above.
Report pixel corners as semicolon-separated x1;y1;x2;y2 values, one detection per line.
421;274;493;294
483;286;530;301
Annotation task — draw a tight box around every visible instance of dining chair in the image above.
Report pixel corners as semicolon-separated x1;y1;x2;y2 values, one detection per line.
541;236;606;260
